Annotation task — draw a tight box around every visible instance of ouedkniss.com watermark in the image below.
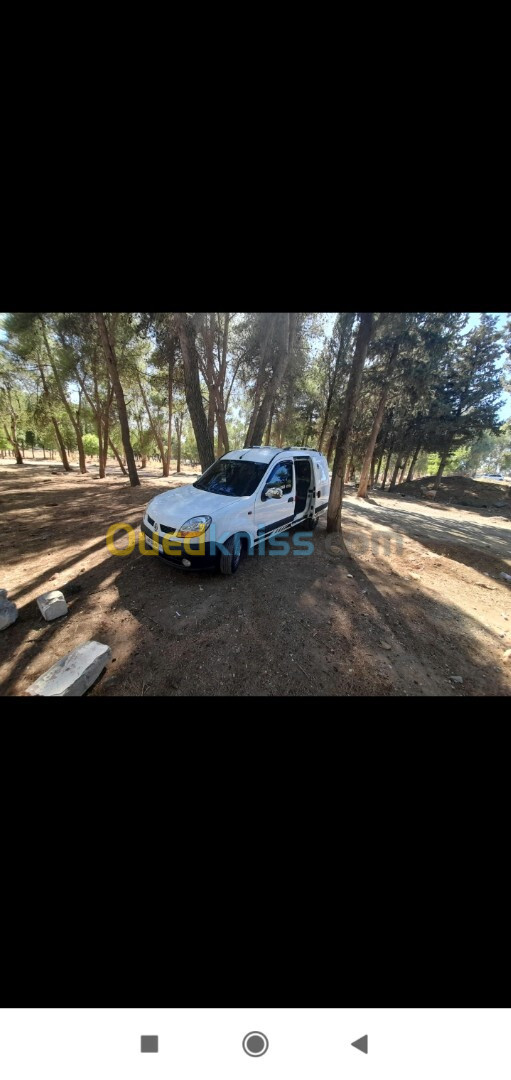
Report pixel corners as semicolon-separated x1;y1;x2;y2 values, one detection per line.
105;523;403;559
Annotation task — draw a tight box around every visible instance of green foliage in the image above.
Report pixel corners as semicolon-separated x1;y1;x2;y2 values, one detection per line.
83;433;100;456
182;432;199;462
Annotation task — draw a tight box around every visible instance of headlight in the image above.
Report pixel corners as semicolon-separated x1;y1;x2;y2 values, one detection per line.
175;515;212;538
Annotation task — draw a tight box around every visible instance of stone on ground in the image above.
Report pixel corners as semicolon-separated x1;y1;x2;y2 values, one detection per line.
25;641;111;697
37;590;68;621
0;597;18;631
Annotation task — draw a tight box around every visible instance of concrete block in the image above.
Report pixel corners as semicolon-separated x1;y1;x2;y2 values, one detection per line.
37;590;68;621
25;641;112;697
0;598;18;631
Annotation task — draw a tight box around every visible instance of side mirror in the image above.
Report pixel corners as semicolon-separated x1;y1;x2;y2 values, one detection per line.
264;486;283;500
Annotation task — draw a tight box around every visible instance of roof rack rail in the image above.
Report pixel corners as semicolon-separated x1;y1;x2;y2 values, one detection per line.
281;446;318;452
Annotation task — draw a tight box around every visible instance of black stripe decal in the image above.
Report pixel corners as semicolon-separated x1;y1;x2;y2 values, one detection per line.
256;514;295;538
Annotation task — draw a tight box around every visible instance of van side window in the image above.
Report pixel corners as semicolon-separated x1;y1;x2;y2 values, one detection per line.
263;460;293;496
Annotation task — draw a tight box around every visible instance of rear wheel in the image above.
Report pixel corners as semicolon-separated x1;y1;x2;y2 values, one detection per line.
219;536;242;575
300;515;318;531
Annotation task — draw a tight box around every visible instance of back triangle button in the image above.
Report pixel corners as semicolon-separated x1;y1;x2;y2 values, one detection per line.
351;1035;368;1054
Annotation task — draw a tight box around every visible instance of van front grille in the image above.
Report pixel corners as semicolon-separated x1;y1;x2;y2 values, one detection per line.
147;515;177;534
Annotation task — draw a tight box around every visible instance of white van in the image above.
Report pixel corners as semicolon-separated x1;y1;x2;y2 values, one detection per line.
141;446;331;575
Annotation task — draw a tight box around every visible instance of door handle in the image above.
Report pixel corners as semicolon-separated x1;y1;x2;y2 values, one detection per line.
288;496;294;502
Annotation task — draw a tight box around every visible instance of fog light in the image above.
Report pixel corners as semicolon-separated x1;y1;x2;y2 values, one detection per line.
182;558;192;567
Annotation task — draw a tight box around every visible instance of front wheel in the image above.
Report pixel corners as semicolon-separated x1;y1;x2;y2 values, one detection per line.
219;536;242;576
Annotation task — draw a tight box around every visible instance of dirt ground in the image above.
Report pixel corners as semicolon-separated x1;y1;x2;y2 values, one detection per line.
1;460;510;696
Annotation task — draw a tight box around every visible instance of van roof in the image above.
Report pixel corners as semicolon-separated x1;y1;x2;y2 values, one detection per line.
223;447;324;464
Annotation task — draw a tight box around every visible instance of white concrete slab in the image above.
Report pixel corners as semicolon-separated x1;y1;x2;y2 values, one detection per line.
37;590;68;621
0;598;18;631
25;641;112;697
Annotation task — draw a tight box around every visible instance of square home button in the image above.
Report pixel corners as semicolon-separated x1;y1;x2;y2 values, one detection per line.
141;1036;159;1053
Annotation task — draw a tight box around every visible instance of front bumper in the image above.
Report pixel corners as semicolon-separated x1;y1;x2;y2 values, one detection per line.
140;521;218;570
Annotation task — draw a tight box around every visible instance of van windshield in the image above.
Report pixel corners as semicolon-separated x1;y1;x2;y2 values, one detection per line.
194;459;267;497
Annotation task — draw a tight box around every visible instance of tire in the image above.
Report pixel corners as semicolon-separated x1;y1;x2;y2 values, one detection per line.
300;515;318;531
219;535;242;576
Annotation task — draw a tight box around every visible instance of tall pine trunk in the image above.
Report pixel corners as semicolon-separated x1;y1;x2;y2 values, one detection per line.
398;457;409;485
388;456;402;490
109;440;127;476
326;313;375;538
407;445;421;482
436;441;452;482
95;313;140;487
381;443;394;489
35;357;71;471
136;369;167;474
40;317;87;474
374;454;383;487
3;421;24;464
176;418;183;473
266;402;275;446
317;313;356;453
357;343;398;499
251;313;296;447
245;314;276;447
164;361;173;477
326;424;338;464
175;314;215;471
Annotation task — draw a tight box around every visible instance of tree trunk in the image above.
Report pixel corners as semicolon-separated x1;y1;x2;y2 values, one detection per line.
326;424;338;464
381;443;394;489
245;314;277;447
208;391;215;446
317;314;356;453
327;313;375;538
3;422;24;464
40;316;87;474
374;457;383;487
175;314;215;471
436;442;452;483
105;440;124;475
251;313;297;447
370;454;376;489
109;439;127;476
52;419;70;470
95;313;140;486
406;445;421;483
35;356;71;471
164;360;174;477
136;369;167;473
215;402;229;454
176;418;182;473
388;455;403;490
266;401;275;446
216;312;230;454
100;405;111;479
398;457;409;485
357;343;398;498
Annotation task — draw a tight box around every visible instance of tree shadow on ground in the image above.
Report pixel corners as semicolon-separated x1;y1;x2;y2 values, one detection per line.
2;481;510;697
345;498;511;577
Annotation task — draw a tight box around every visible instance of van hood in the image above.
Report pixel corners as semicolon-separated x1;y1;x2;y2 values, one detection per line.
147;484;247;527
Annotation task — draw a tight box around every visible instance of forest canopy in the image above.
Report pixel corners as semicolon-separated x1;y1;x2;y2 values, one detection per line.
1;312;509;538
